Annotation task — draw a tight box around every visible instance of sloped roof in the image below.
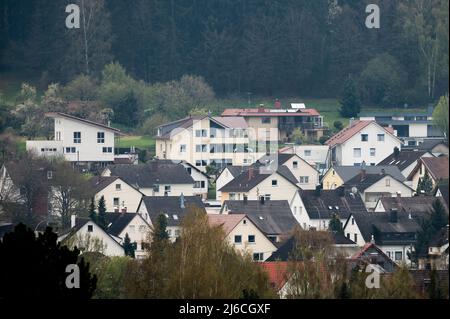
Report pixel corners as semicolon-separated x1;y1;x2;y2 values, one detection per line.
379;196;449;216
344;173;410;193
378;150;429;171
429;225;449;248
325;121;398;147
88;176;120;193
106;161;194;188
207;214;246;235
105;213;145;237
224;200;298;235
300;188;367;220
420;157;449;181
222;108;320;117
331;165;405;183
218;165;299;192
258;262;290;291
46;112;122;134
436;180;449;210
142;196;206;227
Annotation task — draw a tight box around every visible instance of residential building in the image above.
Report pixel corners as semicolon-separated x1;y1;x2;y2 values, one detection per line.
326;120;402;166
343;172;414;210
279;144;330;175
408;157;449;191
358;107;444;146
435;180;449;212
136;194;206;241
402;138;449;157
321;165;405;190
378;148;433;178
350;242;398;273
215;166;248;201
296;187;367;231
427;225;449;270
222;105;327;142
222;200;299;243
104;212;151;259
258;262;290;298
89;176;143;213
26;112;123;168
155;115;264;172
208;214;278;261
374;196;449;215
344;210;423;265
101;161;198;197
58;216;125;256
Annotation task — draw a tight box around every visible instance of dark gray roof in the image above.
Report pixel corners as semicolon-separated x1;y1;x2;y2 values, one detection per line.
344;173;407;192
88;176;120;193
218;165;299;192
142;196;206;227
105;213;142;237
300;188;367;220
156;116;205;139
224;200;298;235
378;150;429;171
403;139;448;152
332;165;405;183
379;196;449;216
256;153;295;166
106;161;194;188
436;180;449;210
429;226;449;248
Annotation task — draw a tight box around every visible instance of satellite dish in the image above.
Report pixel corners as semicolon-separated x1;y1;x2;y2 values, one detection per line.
351;187;358;194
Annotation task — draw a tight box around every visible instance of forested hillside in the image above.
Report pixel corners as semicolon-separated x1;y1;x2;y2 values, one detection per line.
0;0;448;106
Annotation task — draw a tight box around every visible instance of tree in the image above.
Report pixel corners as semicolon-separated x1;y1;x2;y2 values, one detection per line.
339;76;361;118
333;121;343;131
376;266;421;298
416;171;434;195
329;213;343;234
123;233;136;258
92;256;133;299
97;196;107;230
291;128;306;145
63;74;98;101
0;223;96;298
432;95;449;140
88;198;97;223
50;161;91;230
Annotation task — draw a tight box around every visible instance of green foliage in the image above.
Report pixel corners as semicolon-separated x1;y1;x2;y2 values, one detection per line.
433;95;449;140
63;74;98;101
97;196;108;230
291;128;306;145
339;76;361;118
88;198;97;223
328;213;343;234
123;233;136;259
92;256;133;299
333;121;343;131
0;223;97;298
416;171;434;195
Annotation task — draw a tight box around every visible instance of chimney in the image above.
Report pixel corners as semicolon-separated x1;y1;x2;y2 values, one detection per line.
274;99;281;109
260;196;265;205
396;191;401;198
337;186;345;197
315;184;322;197
381;168;385;175
258;104;265;113
370;235;375;244
71;214;76;228
389;208;398;223
393;147;400;158
121;207;127;214
114;207;119;213
248;166;254;181
243;195;248;204
359;161;367;181
180;193;185;209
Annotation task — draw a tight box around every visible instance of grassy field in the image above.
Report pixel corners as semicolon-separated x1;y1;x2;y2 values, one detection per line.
116;135;155;149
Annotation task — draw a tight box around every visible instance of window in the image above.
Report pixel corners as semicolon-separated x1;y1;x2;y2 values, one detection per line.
395;251;403;261
293;161;298;169
386;178;391;187
174;229;181;237
196;144;207;153
56;131;61;141
353;148;361;158
129;225;135;233
113;198;120;206
299;176;309;184
304;150;311;157
47;171;53;180
195;160;208;167
65;147;76;153
248;235;255;243
377;134;385;142
153;184;160;192
164;185;171;193
271;180;278;186
73;132;81;143
194;181;202;188
351;218;355;225
97;132;105;143
180;144;186;152
102;147;113;153
361;134;368;142
234;235;242;244
139;225;146;233
167;229;172;237
230;193;236;200
115;184;121;191
354;234;358;243
264;194;271;201
253;253;264;261
346;233;350;239
261;117;271;124
370;148;376;157
195;129;207;137
87;225;93;232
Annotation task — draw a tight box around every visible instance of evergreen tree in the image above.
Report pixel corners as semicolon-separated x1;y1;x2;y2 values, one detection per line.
428;268;443;299
123;233;136;258
152;214;169;242
97;196;108;230
416;171;434;195
430;199;448;232
329;213;343;234
88;198;97;223
339;76;361;118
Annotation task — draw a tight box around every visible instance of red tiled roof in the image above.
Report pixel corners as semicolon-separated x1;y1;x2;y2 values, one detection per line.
259;262;290;291
325;120;398;147
207;214;246;235
221;108;320;117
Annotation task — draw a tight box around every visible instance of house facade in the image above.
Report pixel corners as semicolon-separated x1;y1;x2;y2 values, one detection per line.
279;144;330;175
408;157;449;191
326;121;402;166
26;112;123;166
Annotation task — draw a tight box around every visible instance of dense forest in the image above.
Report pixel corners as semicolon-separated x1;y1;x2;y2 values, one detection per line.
0;0;448;105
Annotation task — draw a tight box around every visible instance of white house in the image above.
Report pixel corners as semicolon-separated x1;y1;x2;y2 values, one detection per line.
326;120;402;166
105;213;151;259
215;166;248;201
208;214;278;262
89;176;144;213
378;149;434;179
58;215;125;257
279;144;330;175
101;161;198;197
26;112;123;166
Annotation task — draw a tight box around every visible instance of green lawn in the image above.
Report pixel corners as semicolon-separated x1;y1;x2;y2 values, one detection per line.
116;135;155;150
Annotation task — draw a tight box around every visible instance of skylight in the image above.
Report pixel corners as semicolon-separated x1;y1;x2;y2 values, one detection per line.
173;214;178;220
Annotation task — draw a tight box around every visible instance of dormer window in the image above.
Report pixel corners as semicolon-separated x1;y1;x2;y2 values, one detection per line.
73;132;81;143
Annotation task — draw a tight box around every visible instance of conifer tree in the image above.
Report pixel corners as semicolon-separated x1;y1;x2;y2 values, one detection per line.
97;195;108;230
